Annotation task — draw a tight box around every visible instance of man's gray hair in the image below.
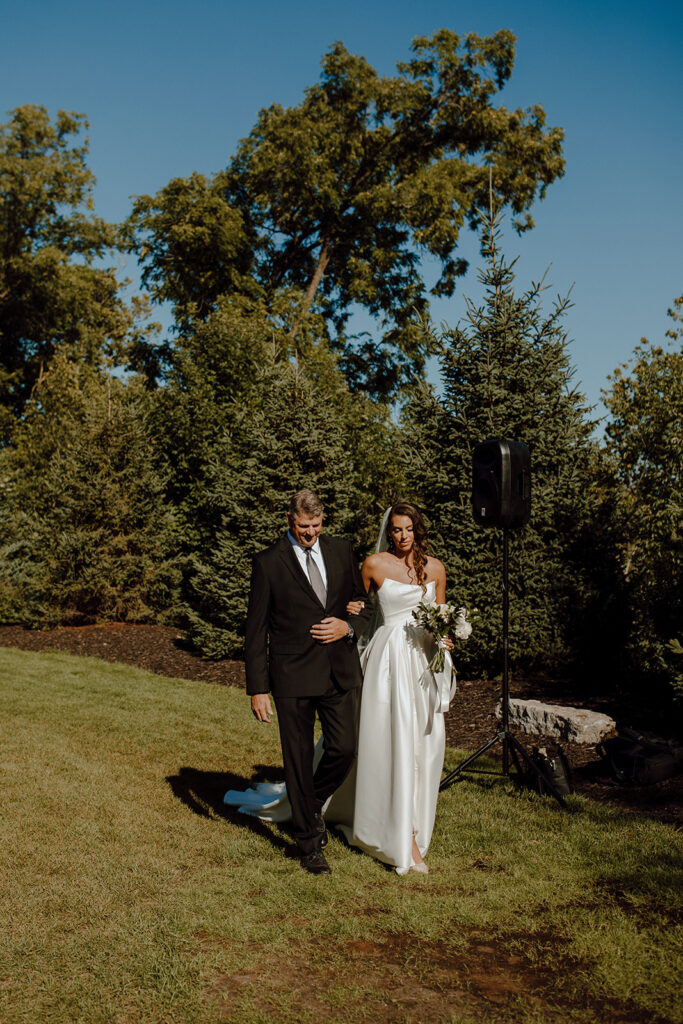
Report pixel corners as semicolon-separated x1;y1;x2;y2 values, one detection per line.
289;489;324;520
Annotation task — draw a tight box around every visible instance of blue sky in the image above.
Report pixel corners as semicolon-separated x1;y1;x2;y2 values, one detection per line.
3;0;682;420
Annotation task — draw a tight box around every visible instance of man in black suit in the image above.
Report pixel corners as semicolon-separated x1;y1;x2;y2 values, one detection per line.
245;489;371;875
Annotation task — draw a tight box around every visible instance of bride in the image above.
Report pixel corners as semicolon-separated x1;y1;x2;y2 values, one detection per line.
225;503;456;875
338;502;454;874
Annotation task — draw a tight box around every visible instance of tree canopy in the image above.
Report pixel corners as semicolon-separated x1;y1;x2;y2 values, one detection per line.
0;105;149;430
130;30;564;396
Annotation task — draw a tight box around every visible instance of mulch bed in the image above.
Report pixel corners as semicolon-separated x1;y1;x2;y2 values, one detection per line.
1;621;680;827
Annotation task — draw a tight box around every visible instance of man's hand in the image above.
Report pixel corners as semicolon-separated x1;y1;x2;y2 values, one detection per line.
251;693;274;723
310;617;350;645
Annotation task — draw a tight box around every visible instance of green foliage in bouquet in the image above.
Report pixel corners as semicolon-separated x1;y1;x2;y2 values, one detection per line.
412;599;474;673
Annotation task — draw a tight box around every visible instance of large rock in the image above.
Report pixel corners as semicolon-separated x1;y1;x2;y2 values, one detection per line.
495;698;616;743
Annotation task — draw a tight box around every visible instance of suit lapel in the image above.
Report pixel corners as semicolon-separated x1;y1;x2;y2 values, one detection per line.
277;533;326;608
319;535;340;607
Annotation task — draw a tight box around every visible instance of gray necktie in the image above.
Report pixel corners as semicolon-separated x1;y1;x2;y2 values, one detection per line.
305;548;327;605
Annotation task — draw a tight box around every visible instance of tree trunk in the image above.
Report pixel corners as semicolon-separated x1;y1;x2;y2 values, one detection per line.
288;237;332;342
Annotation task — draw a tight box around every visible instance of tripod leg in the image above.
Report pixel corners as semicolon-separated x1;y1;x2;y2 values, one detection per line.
501;528;510;776
439;731;505;791
502;732;510;776
508;738;524;777
508;734;568;809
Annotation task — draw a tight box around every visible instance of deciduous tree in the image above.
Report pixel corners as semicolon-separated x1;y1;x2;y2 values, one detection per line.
130;30;564;397
0;105;151;430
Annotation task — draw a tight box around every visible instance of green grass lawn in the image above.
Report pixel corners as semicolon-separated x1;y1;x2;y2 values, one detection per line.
1;645;680;1024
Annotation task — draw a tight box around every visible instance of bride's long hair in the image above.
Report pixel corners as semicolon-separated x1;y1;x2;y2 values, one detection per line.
386;502;429;590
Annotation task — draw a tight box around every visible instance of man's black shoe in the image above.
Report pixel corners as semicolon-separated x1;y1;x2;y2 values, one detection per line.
314;812;328;849
301;849;331;875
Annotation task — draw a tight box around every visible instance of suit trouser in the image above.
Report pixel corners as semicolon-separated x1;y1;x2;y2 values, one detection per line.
275;682;357;855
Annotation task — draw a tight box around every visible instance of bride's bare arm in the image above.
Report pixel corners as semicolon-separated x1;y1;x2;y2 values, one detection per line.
362;554;385;592
431;559;454;649
434;560;447;604
346;554;382;615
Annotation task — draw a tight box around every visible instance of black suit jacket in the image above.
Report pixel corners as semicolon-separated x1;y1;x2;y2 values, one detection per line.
245;533;372;698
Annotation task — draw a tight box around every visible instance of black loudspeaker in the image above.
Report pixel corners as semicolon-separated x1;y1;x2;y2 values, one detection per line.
472;439;531;528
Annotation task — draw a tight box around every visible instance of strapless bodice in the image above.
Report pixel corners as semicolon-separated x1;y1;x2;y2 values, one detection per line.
377;578;435;628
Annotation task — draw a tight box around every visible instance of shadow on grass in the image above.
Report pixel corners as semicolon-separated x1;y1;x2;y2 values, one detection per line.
166;765;296;856
592;846;683;923
442;764;577;816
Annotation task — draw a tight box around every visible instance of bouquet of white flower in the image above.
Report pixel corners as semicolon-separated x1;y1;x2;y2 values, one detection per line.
412;600;474;673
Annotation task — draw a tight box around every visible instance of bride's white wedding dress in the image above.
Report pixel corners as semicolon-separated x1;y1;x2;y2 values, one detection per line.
224;577;454;874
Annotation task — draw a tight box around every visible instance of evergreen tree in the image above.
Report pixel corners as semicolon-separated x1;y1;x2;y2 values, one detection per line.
150;296;276;552
603;297;683;713
180;342;403;658
402;210;605;679
0;355;178;626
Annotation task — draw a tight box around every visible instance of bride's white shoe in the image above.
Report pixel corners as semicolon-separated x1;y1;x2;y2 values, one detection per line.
409;836;428;873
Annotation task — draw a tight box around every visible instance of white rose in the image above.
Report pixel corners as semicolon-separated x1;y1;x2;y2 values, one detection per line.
453;610;473;640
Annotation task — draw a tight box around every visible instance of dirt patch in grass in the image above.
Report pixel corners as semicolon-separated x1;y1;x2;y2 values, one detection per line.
203;927;674;1024
2;621;680;827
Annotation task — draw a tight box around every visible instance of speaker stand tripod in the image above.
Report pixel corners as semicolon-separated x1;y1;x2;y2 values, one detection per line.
440;528;568;808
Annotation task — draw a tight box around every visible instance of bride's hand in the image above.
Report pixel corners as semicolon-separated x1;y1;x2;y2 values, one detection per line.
442;636;454;651
346;600;365;616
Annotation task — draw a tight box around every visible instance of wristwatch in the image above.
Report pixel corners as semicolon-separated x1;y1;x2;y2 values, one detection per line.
346;624;355;641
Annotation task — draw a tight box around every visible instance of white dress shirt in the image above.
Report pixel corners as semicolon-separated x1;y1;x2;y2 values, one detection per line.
287;531;328;590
